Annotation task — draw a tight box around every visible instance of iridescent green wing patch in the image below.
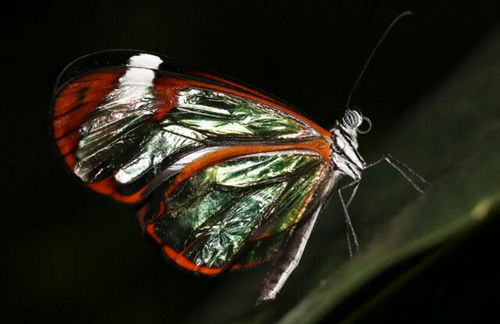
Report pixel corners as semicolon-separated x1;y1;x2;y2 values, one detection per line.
146;152;333;273
251;162;328;235
167;88;319;140
232;163;333;268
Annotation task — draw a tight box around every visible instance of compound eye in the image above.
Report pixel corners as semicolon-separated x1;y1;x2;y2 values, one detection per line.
343;110;361;128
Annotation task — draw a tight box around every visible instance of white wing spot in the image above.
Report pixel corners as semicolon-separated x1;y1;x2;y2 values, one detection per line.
128;53;163;69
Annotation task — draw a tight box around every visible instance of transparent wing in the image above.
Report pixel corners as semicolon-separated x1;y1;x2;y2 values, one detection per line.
51;50;335;274
140;152;334;275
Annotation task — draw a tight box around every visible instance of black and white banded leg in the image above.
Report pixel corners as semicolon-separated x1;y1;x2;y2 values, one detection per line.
366;153;429;193
338;153;428;257
338;180;361;258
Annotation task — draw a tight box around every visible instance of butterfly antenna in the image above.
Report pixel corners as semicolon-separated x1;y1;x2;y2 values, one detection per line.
345;10;413;108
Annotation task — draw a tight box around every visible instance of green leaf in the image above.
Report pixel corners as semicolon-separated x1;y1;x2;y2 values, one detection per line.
185;27;500;324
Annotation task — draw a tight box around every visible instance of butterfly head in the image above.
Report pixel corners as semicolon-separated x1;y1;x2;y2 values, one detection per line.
329;109;371;180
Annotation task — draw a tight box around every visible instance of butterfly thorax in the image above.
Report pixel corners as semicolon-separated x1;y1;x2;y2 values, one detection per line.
329;110;368;180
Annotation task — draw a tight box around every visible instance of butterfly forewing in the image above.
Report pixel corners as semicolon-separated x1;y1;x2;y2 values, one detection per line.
51;50;335;276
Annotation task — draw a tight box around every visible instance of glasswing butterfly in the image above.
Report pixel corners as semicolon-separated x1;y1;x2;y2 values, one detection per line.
50;12;426;303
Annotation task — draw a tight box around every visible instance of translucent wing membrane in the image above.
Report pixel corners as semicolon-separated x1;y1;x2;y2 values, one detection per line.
51;50;334;274
143;153;333;274
170;89;309;138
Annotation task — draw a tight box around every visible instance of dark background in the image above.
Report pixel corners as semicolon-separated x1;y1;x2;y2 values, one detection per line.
1;0;499;323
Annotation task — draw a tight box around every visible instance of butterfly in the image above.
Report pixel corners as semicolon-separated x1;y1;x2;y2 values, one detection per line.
51;43;426;303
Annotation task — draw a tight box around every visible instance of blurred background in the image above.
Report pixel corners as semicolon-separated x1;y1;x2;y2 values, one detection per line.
1;0;499;323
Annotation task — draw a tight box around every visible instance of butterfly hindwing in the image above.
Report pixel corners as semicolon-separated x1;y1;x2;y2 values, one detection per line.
143;152;333;274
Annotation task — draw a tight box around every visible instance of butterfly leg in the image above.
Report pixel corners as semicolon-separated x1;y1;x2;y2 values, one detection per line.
365;153;429;193
338;180;361;258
